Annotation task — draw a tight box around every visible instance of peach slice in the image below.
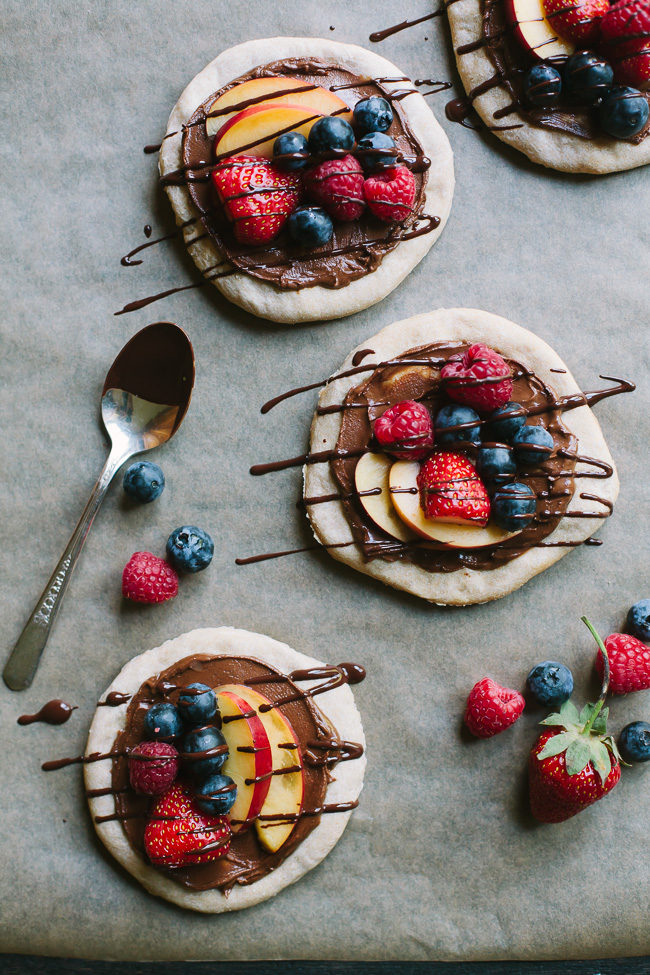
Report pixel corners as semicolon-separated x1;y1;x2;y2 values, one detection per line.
389;460;521;548
354;452;418;543
216;686;272;833
505;0;574;61
214;103;327;160
205;77;352;138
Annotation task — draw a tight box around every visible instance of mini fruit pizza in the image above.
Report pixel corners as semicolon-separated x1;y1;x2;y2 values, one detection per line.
84;628;366;912
299;308;634;604
446;0;650;172
159;37;454;323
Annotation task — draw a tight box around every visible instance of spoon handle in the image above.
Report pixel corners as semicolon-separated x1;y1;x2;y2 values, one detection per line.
3;449;132;691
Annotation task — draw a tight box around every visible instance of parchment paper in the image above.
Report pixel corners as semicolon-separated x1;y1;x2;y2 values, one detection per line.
1;0;649;963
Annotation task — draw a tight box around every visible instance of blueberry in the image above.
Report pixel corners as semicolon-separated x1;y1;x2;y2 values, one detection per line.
527;661;574;707
523;64;562;108
627;599;650;641
123;461;165;504
512;424;554;465
307;116;355;154
182;726;228;778
356;131;397;171
354;96;394;134
476;446;517;489
599;86;650;139
287;206;333;247
491;482;536;532
273;131;309;171
484;401;526;444
177;682;218;726
619;721;650;763
166;526;214;573
436;404;482;445
564;51;614;104
194;773;238;816
143;702;183;741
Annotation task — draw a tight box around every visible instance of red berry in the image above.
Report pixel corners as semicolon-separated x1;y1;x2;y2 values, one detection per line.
542;0;609;43
304;155;365;221
363;165;416;223
374;400;434;460
129;741;179;796
441;344;513;412
595;632;650;693
600;0;650;88
144;781;231;868
211;154;303;246
122;552;179;604
417;452;490;527
464;677;525;738
529;727;620;823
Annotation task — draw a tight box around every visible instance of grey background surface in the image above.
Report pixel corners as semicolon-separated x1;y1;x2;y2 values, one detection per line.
1;0;649;963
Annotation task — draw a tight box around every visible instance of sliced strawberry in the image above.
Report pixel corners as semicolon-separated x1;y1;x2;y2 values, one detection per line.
363;165;416;223
599;0;650;88
417;452;490;527
542;0;609;44
211;154;303;246
304;155;365;222
144;781;231;868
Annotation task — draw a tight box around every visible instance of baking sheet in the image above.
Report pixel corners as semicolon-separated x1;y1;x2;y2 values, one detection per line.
1;0;649;962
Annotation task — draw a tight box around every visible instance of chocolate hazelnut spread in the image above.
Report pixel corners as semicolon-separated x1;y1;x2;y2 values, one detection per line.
181;58;429;290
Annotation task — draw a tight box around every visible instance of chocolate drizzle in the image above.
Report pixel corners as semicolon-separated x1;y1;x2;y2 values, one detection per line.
18;699;77;726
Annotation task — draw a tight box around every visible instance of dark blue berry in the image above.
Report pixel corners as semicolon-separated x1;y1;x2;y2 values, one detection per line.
512;424;554;465
491;482;536;532
308;116;355;154
287;206;333;247
619;721;650;763
436;404;481;445
356;131;397;171
599;86;650;139
565;51;614;103
354;96;394;134
527;661;574;707
166;526;214;573
182;726;228;778
123;461;165;504
194;773;238;815
273;131;309;171
485;401;526;444
476;446;517;488
627;599;650;642
177;682;218;726
523;64;562;108
143;702;183;741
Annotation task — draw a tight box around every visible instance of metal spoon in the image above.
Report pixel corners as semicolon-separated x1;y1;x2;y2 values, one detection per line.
3;321;195;691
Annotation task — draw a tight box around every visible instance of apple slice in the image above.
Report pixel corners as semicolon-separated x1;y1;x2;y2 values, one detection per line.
354;452;418;543
214;103;326;160
505;0;575;61
216;686;272;833
206;77;352;138
389;460;521;548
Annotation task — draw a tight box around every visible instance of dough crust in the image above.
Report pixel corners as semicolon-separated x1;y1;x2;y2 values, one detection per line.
304;308;619;605
447;0;650;174
85;627;366;913
160;37;454;323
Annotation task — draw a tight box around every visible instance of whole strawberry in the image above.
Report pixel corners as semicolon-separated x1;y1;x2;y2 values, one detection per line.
464;677;525;738
542;0;609;43
364;165;416;223
374;400;434;460
441;344;513;412
304;155;365;221
144;781;231;867
211;154;303;246
122;552;179;604
595;632;650;694
599;0;650;88
129;741;179;796
417;452;490;527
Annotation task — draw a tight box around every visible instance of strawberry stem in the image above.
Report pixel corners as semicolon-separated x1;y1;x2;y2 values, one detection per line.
581;615;610;734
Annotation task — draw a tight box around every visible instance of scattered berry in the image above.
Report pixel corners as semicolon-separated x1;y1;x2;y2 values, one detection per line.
166;526;214;574
484;401;526;443
182;726;229;778
304;155;365;221
307;116;355;154
542;0;609;43
363;165;416;223
441;344;513;412
417;452;490;527
475;446;517;489
598;86;650;139
523;63;563;107
564;51;614;103
464;677;525;738
144;702;184;741
129;741;179;796
600;0;650;88
287;206;334;247
435;404;482;446
491;482;537;532
627;599;650;641
354;96;394;134
618;720;650;762
357;131;397;171
527;661;574;706
373;400;434;460
194;772;238;816
211;155;302;246
144;781;231;867
273;131;310;171
595;633;650;694
122;552;178;604
177;682;219;727
511;424;554;465
123;461;165;504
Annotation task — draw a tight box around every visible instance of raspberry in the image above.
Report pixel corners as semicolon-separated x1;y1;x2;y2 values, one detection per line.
441;344;513;412
600;0;650;88
595;633;650;694
373;400;434;460
363;165;416;223
129;741;179;795
122;551;179;604
304;155;365;221
464;677;525;738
